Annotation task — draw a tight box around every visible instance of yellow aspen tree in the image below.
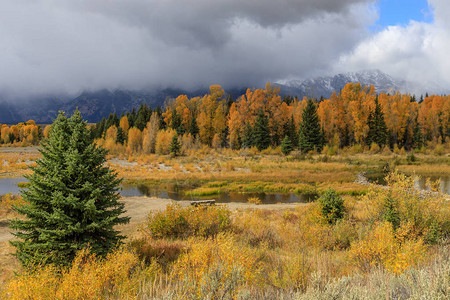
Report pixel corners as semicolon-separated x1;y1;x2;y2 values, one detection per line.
119;115;130;137
127;127;142;153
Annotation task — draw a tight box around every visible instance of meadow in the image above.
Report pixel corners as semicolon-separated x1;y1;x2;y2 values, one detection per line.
0;146;449;299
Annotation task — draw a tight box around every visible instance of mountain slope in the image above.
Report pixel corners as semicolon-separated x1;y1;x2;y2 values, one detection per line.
276;69;448;99
0;70;447;124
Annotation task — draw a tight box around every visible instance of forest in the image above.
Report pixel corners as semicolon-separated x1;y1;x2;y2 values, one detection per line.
1;83;449;155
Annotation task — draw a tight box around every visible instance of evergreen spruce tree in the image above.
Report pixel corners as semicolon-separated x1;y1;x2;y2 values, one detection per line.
188;114;199;137
253;109;271;151
287;115;298;148
105;113;119;130
170;133;181;156
116;126;126;145
171;110;184;135
10;110;129;267
413;118;425;149
366;98;388;148
95;117;106;139
298;99;324;152
242;122;254;149
135;104;151;131
281;135;293;155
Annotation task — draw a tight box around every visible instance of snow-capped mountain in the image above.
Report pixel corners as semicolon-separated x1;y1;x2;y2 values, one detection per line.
276;69;448;99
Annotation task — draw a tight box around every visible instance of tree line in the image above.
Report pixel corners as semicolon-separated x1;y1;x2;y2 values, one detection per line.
93;83;449;155
2;82;449;153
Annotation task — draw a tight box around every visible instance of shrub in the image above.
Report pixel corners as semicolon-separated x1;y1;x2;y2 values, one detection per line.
350;222;427;274
318;189;345;224
433;143;445;155
129;238;185;268
247;196;262;205
369;142;380;153
1;248;142;299
406;152;416;164
369;172;449;243
146;203;231;239
382;193;400;230
0;194;25;217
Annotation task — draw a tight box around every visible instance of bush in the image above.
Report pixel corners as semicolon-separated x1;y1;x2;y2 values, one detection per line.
247;197;262;205
129;238;185;268
318;189;345;224
146;203;231;239
1;248;142;299
350;222;427;274
406;152;416;164
382;193;400;230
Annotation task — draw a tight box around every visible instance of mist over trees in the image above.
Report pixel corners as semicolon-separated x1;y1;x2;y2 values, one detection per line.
2;82;449;154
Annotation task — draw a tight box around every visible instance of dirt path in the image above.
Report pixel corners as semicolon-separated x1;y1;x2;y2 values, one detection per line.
0;196;306;242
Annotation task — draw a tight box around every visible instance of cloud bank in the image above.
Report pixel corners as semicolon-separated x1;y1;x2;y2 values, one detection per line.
1;0;448;100
0;0;375;99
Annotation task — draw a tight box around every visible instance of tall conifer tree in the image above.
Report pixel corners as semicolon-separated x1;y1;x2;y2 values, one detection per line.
10;110;129;267
253;109;271;151
298;99;324;152
366;97;388;148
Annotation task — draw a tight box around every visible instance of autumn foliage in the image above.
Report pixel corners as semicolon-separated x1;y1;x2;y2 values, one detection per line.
2;83;449;154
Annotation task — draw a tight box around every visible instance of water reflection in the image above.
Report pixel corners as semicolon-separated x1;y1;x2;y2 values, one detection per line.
1;173;448;203
0;177;25;195
120;183;317;204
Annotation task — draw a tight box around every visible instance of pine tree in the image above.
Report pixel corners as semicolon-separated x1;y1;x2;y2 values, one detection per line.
135;104;151;131
188;114;199;137
366;97;388;148
253;109;271;151
298;99;324;152
10;110;129;267
413;118;425;149
287;115;298;148
116;126;126;145
170;133;181;156
242;122;254;149
281;135;293;155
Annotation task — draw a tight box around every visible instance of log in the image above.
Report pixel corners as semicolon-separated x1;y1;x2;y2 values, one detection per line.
190;200;216;206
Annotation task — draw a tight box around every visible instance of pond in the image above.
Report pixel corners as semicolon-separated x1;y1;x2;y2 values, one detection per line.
0;177;25;195
2;173;448;203
0;178;317;204
120;183;317;204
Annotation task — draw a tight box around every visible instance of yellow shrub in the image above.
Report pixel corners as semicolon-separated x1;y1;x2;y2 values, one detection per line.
171;234;258;297
2;249;143;300
350;222;427;274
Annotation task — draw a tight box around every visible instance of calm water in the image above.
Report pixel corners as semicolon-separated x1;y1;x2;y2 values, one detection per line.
0;177;25;195
2;174;448;203
120;183;317;204
0;178;316;204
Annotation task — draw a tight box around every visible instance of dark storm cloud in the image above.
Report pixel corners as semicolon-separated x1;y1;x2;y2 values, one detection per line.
0;0;376;99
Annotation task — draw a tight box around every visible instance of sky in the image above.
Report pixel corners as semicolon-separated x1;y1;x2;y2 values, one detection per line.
375;0;432;28
0;0;449;100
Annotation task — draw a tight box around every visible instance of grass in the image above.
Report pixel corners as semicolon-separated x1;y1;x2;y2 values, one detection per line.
109;150;449;197
0;147;449;298
1;171;449;298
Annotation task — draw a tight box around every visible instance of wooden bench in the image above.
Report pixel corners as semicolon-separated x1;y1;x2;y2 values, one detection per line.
190;200;216;206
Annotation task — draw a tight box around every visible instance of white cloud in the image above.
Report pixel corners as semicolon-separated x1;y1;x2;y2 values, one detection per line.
336;0;450;89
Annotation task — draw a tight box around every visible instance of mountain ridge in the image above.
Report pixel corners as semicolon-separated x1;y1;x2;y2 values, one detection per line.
0;70;447;124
